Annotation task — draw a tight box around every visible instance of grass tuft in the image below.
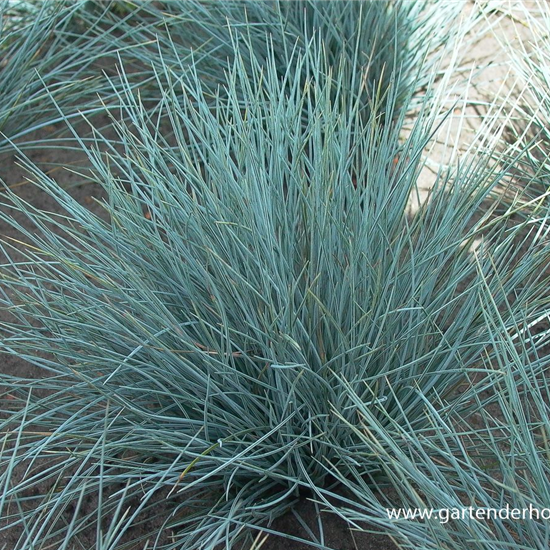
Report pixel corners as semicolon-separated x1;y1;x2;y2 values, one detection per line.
1;2;550;549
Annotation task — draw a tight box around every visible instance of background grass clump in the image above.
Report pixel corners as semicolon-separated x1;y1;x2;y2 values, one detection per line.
1;1;550;550
74;0;464;111
0;0;465;174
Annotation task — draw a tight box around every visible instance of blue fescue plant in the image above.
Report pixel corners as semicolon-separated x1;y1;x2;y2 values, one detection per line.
73;0;465;117
331;5;550;545
0;1;101;152
333;265;550;550
0;0;168;155
2;26;550;548
0;0;467;160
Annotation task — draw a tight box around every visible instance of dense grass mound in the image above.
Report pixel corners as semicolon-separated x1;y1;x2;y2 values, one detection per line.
0;0;463;155
75;0;462;114
1;31;549;548
1;2;550;550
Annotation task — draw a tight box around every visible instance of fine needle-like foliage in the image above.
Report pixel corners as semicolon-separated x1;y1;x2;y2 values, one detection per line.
72;0;466;118
0;1;178;155
329;200;550;550
0;0;468;162
0;1;104;152
477;0;550;209
1;22;550;549
505;0;550;173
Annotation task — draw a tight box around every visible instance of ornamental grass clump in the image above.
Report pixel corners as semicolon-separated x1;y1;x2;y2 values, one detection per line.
0;1;105;152
1;8;550;550
0;0;167;156
0;0;465;158
73;0;464;118
325;204;550;550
